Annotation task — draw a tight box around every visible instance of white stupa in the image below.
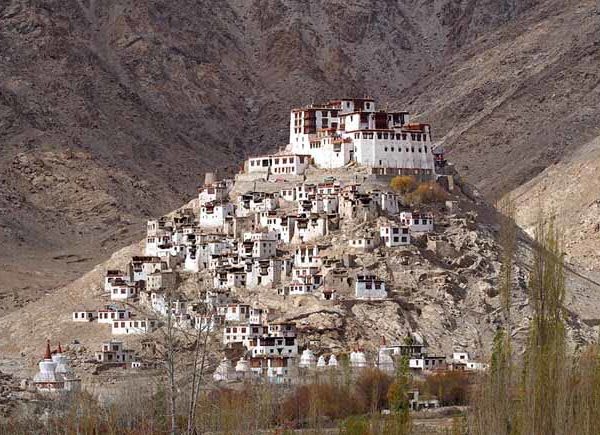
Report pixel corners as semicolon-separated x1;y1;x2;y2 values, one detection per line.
316;355;327;369
33;340;65;393
235;357;250;377
213;357;234;382
328;354;338;368
377;350;395;373
350;350;367;368
299;349;317;369
52;343;81;392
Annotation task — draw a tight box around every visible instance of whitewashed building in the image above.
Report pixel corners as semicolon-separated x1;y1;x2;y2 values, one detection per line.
109;281;140;301
97;307;131;324
355;274;387;299
237;191;279;217
294;245;323;269
292;215;327;244
379;225;410;247
72;310;97;322
348;235;379;251
399;212;434;233
112;319;158;335
198;182;228;206
289;99;435;175
199;202;234;229
95;340;136;364
246;153;310;176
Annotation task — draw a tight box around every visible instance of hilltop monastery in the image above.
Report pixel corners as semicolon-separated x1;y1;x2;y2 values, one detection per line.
52;98;484;388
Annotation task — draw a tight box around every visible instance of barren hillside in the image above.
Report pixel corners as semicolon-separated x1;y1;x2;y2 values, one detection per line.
402;0;600;199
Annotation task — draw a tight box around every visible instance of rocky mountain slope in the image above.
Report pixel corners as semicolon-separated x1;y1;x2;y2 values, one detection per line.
0;0;542;302
403;0;600;199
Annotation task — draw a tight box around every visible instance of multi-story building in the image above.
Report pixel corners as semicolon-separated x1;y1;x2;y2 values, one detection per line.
289;98;435;175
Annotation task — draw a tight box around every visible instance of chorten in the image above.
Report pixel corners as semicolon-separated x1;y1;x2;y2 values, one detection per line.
33;340;65;393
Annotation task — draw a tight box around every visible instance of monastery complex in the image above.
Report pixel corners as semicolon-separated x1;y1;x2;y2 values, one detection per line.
30;98;486;393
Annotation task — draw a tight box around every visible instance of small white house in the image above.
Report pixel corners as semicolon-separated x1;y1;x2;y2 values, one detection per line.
409;355;446;371
240;232;278;259
292;216;327;244
97;308;131;324
379;225;410;247
451;352;487;371
293;245;323;268
110;282;139;301
246;153;310;176
218;304;252;323
146;270;176;291
348;235;379;251
95;340;136;364
72;311;97;322
259;213;296;244
112;319;158;335
355;274;387;299
198;182;228;206
399;212;434;233
199;202;235;229
279;188;296;202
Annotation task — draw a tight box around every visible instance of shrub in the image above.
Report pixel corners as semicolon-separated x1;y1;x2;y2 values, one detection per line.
409;182;448;204
423;371;472;405
390;175;417;194
355;369;394;413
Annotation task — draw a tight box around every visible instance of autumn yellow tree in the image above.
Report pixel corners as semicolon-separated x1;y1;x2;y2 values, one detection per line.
390;175;416;194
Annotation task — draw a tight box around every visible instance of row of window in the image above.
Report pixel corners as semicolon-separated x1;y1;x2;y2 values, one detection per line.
272;167;296;174
353;132;428;141
114;321;148;328
383;236;409;243
382;146;428;153
249;156;303;166
364;282;383;290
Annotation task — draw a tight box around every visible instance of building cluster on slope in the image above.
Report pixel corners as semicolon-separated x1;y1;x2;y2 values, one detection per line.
46;98;482;389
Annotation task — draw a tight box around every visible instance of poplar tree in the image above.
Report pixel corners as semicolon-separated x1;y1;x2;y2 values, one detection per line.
522;216;567;435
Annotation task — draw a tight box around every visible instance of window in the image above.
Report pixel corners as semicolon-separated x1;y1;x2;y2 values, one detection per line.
383;133;388;139
377;133;382;139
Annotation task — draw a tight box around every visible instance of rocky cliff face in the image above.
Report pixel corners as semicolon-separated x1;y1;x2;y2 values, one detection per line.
402;0;600;199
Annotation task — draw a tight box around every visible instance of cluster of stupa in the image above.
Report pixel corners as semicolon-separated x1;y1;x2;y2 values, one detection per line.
299;349;338;369
212;348;397;383
32;340;81;393
296;349;395;373
213;357;252;381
